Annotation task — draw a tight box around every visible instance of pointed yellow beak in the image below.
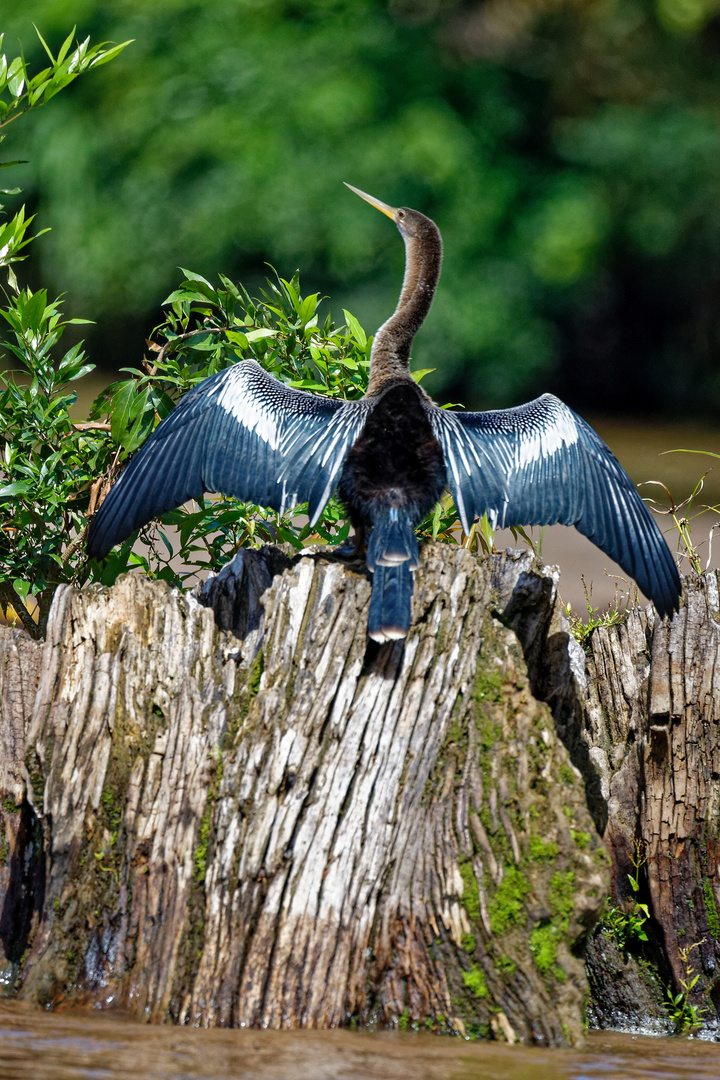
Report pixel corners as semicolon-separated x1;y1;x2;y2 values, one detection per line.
344;182;398;221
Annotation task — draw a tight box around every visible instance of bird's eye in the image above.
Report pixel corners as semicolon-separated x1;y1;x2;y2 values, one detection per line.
397;209;406;220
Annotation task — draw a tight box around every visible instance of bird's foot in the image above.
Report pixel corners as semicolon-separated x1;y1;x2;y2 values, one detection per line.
334;525;366;561
334;542;364;561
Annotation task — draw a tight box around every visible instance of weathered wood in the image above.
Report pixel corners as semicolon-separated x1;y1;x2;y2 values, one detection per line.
0;545;605;1044
579;573;720;1021
0;629;44;985
4;544;719;1038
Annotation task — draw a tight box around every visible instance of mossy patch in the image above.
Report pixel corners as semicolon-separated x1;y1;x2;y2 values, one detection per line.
461;932;476;955
530;870;576;979
194;751;223;885
25;747;45;806
488;866;529;935
559;763;575;785
704;878;720;940
528;834;559;862
473;663;504;708
247;650;264;696
462;963;489;999
549;870;576;921
497;953;516;978
460;860;481;923
530;923;560;974
473;671;503;747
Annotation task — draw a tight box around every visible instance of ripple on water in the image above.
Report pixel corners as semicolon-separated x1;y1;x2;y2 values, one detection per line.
0;1003;719;1080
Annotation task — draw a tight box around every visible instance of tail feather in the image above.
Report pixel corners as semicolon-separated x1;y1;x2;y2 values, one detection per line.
366;507;419;570
366;508;417;642
367;563;413;643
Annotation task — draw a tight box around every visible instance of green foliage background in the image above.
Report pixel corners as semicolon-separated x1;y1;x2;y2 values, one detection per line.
3;0;720;412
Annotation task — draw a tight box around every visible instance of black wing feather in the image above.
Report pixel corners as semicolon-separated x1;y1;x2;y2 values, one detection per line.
430;393;680;616
88;360;369;559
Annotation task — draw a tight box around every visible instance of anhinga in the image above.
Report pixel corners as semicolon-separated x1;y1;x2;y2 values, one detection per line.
87;184;681;640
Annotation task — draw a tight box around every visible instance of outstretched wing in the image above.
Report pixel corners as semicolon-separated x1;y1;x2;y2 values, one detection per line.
87;360;370;559
429;393;680;616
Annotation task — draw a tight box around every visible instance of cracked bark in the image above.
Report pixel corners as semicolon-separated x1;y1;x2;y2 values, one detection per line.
0;545;717;1040
578;573;720;1027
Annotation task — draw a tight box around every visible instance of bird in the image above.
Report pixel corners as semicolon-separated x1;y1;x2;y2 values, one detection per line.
87;183;681;641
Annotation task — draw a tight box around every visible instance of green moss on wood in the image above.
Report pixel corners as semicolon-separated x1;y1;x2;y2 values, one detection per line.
25;748;45;807
704;878;720;940
462;964;489;999
497;953;516;978
461;932;477;955
460;860;481;922
528;834;559;862
530;870;576;979
549;870;576;921
488;866;530;935
530;923;560;974
248;650;264;697
193;751;223;885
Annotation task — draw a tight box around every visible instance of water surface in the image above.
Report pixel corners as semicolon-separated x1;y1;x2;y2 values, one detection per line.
1;1002;719;1080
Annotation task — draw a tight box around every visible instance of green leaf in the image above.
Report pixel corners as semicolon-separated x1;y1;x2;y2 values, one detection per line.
218;274;240;301
245;328;276;342
411;368;435;384
19;290;47;333
12;578;31;601
57;27;77;65
6;57;26;98
225;330;248;350
163;287;215;305
88;41;134;69
178;267;214;288
343;310;366;347
0;481;30;497
110;380;136;443
298;292;318;326
33;24;58;63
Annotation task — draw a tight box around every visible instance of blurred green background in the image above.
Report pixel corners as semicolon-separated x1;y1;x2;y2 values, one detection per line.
3;0;720;412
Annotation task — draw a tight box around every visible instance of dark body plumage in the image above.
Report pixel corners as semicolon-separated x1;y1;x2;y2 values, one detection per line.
87;184;681;640
338;380;446;638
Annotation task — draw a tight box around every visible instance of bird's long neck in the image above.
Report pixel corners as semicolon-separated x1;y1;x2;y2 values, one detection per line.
366;224;443;396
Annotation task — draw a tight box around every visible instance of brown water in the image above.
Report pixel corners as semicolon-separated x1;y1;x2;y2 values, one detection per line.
0;1002;719;1080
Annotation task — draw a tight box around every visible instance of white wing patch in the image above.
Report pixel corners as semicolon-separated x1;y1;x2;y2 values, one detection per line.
217;369;282;451
514;407;579;470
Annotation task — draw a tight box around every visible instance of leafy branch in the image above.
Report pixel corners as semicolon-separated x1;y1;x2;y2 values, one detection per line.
0;27;132;135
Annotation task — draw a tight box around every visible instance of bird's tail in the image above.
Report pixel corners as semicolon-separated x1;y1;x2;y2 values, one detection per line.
366;508;418;643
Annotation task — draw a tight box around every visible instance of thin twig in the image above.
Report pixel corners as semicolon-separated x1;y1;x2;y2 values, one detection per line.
0;580;39;639
62;526;89;566
706;523;720;572
145;326;232;377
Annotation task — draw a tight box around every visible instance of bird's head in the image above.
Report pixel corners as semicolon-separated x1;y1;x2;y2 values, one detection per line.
344;183;435;241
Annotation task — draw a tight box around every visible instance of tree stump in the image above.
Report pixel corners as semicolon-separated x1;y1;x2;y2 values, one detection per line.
579;573;720;1026
0;545;606;1045
3;545;719;1040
